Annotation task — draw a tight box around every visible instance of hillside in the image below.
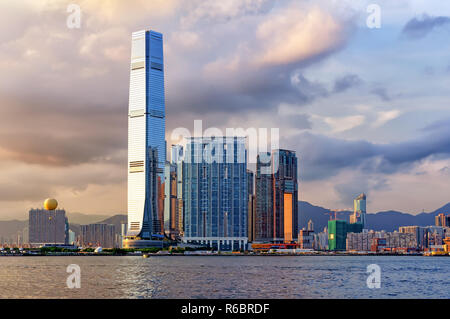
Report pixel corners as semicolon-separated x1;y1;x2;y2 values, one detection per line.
1;201;448;241
298;201;450;232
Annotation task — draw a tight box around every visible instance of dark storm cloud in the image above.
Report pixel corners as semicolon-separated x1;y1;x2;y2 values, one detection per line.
333;74;363;93
284;118;450;181
402;14;450;39
167;68;330;117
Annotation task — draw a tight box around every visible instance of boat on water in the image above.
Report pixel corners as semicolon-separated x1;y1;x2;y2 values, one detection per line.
142;254;149;258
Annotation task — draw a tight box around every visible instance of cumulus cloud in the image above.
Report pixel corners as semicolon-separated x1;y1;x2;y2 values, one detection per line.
254;6;348;67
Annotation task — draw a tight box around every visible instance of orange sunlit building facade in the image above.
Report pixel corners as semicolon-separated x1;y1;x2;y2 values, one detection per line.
255;150;298;243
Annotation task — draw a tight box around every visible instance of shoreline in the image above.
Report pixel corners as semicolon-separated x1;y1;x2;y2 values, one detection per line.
0;253;447;257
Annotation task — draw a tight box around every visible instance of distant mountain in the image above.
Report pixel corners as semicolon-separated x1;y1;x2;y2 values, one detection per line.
0;220;27;242
69;214;127;237
299;201;351;232
66;212;112;225
0;201;448;240
95;214;127;236
298;201;450;232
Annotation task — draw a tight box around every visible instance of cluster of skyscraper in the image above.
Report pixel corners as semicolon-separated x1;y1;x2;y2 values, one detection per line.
124;30;299;250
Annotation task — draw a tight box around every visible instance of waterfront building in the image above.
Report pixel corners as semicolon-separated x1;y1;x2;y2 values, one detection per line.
80;224;116;248
127;30;166;243
164;161;179;239
426;226;446;247
254;152;273;241
172;144;185;237
399;226;429;250
328;220;363;251
314;228;328;250
272;149;298;243
346;231;416;252
181;136;248;251
298;229;314;249
68;230;76;245
28;208;69;246
254;150;298;243
119;223;127;248
350;193;367;227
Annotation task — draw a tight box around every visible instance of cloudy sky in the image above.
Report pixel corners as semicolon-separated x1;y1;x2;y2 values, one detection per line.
0;0;450;219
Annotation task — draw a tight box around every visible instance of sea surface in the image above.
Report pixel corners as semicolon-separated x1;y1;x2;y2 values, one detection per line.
0;256;448;299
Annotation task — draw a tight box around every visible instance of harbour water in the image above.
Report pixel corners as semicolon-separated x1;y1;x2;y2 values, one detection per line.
0;256;448;299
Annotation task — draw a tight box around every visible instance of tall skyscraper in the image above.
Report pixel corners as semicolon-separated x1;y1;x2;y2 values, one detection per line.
247;169;256;242
182;136;248;250
351;193;367;227
254;149;298;243
29;208;68;246
174;145;185;237
272;149;298;243
255;152;273;242
127;30;166;241
164;161;179;238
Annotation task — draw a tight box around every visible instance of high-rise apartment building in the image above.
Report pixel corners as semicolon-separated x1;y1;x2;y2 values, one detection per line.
127;30;166;241
298;229;314;249
272;149;298;243
328;220;363;251
435;213;450;227
307;219;314;231
29;208;68;246
80;224;116;248
164;161;180;238
182;136;248;250
254;150;298;243
350;193;367;227
171;144;183;164
247;169;256;242
399;226;429;250
255;152;273;242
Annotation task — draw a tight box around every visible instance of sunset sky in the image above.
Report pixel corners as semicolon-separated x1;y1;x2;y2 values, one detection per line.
1;0;450;219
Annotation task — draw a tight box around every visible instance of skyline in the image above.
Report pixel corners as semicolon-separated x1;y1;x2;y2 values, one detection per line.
1;0;450;219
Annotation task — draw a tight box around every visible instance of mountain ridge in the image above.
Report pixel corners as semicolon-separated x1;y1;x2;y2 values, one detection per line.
0;201;448;241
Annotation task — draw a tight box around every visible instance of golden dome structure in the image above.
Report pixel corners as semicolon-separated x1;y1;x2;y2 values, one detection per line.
44;198;58;211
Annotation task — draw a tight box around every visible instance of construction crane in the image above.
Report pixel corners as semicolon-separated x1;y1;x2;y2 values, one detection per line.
325;209;352;221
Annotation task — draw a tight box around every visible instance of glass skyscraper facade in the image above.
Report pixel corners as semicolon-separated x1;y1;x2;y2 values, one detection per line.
352;193;367;228
182;137;248;250
255;150;298;243
255;152;273;241
273;149;298;243
127;30;166;240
